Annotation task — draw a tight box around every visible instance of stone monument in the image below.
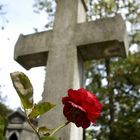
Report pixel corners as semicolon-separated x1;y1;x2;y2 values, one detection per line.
5;109;38;140
14;0;128;139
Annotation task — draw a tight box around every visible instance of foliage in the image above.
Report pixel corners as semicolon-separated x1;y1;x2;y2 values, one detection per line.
84;1;140;139
0;87;12;140
0;102;12;118
0;115;5;140
0;3;8;30
85;53;140;140
29;102;55;119
10;72;34;109
10;71;59;140
33;0;56;29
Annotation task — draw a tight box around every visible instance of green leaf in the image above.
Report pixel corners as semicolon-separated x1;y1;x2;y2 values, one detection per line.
38;126;52;136
38;126;51;133
10;71;33;109
29;102;55;119
41;136;58;140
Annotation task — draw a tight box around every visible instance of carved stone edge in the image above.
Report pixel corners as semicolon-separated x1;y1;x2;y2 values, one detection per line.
81;0;88;11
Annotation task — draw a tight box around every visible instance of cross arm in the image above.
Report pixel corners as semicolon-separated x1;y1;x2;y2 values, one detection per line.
75;14;129;60
14;30;52;69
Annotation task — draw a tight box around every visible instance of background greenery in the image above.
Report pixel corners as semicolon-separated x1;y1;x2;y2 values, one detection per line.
85;1;140;140
0;94;12;140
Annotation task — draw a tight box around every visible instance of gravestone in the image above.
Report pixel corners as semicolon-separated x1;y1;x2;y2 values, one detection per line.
5;109;38;140
14;0;128;139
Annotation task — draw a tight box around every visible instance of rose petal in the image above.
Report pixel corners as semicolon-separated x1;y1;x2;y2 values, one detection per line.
68;89;82;105
68;101;86;113
62;97;70;105
75;113;90;128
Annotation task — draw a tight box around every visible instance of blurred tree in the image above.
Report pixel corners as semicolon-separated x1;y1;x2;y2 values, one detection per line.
0;115;5;140
33;0;56;29
33;0;140;139
84;1;140;140
0;4;4;29
0;89;12;140
0;97;12;118
85;53;140;140
0;3;8;30
0;3;10;139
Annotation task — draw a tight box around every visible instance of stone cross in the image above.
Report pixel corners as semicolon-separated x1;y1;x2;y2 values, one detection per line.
14;0;128;139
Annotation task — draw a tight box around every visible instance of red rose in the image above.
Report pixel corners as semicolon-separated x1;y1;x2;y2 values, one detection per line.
62;88;102;128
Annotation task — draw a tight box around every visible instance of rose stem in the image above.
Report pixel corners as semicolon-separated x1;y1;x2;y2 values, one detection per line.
50;121;70;137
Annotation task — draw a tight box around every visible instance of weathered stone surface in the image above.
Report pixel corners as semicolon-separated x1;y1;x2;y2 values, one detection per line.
76;14;128;60
5;110;38;140
39;0;84;139
14;31;52;69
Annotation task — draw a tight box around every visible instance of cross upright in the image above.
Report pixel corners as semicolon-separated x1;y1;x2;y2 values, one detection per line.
14;0;128;139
